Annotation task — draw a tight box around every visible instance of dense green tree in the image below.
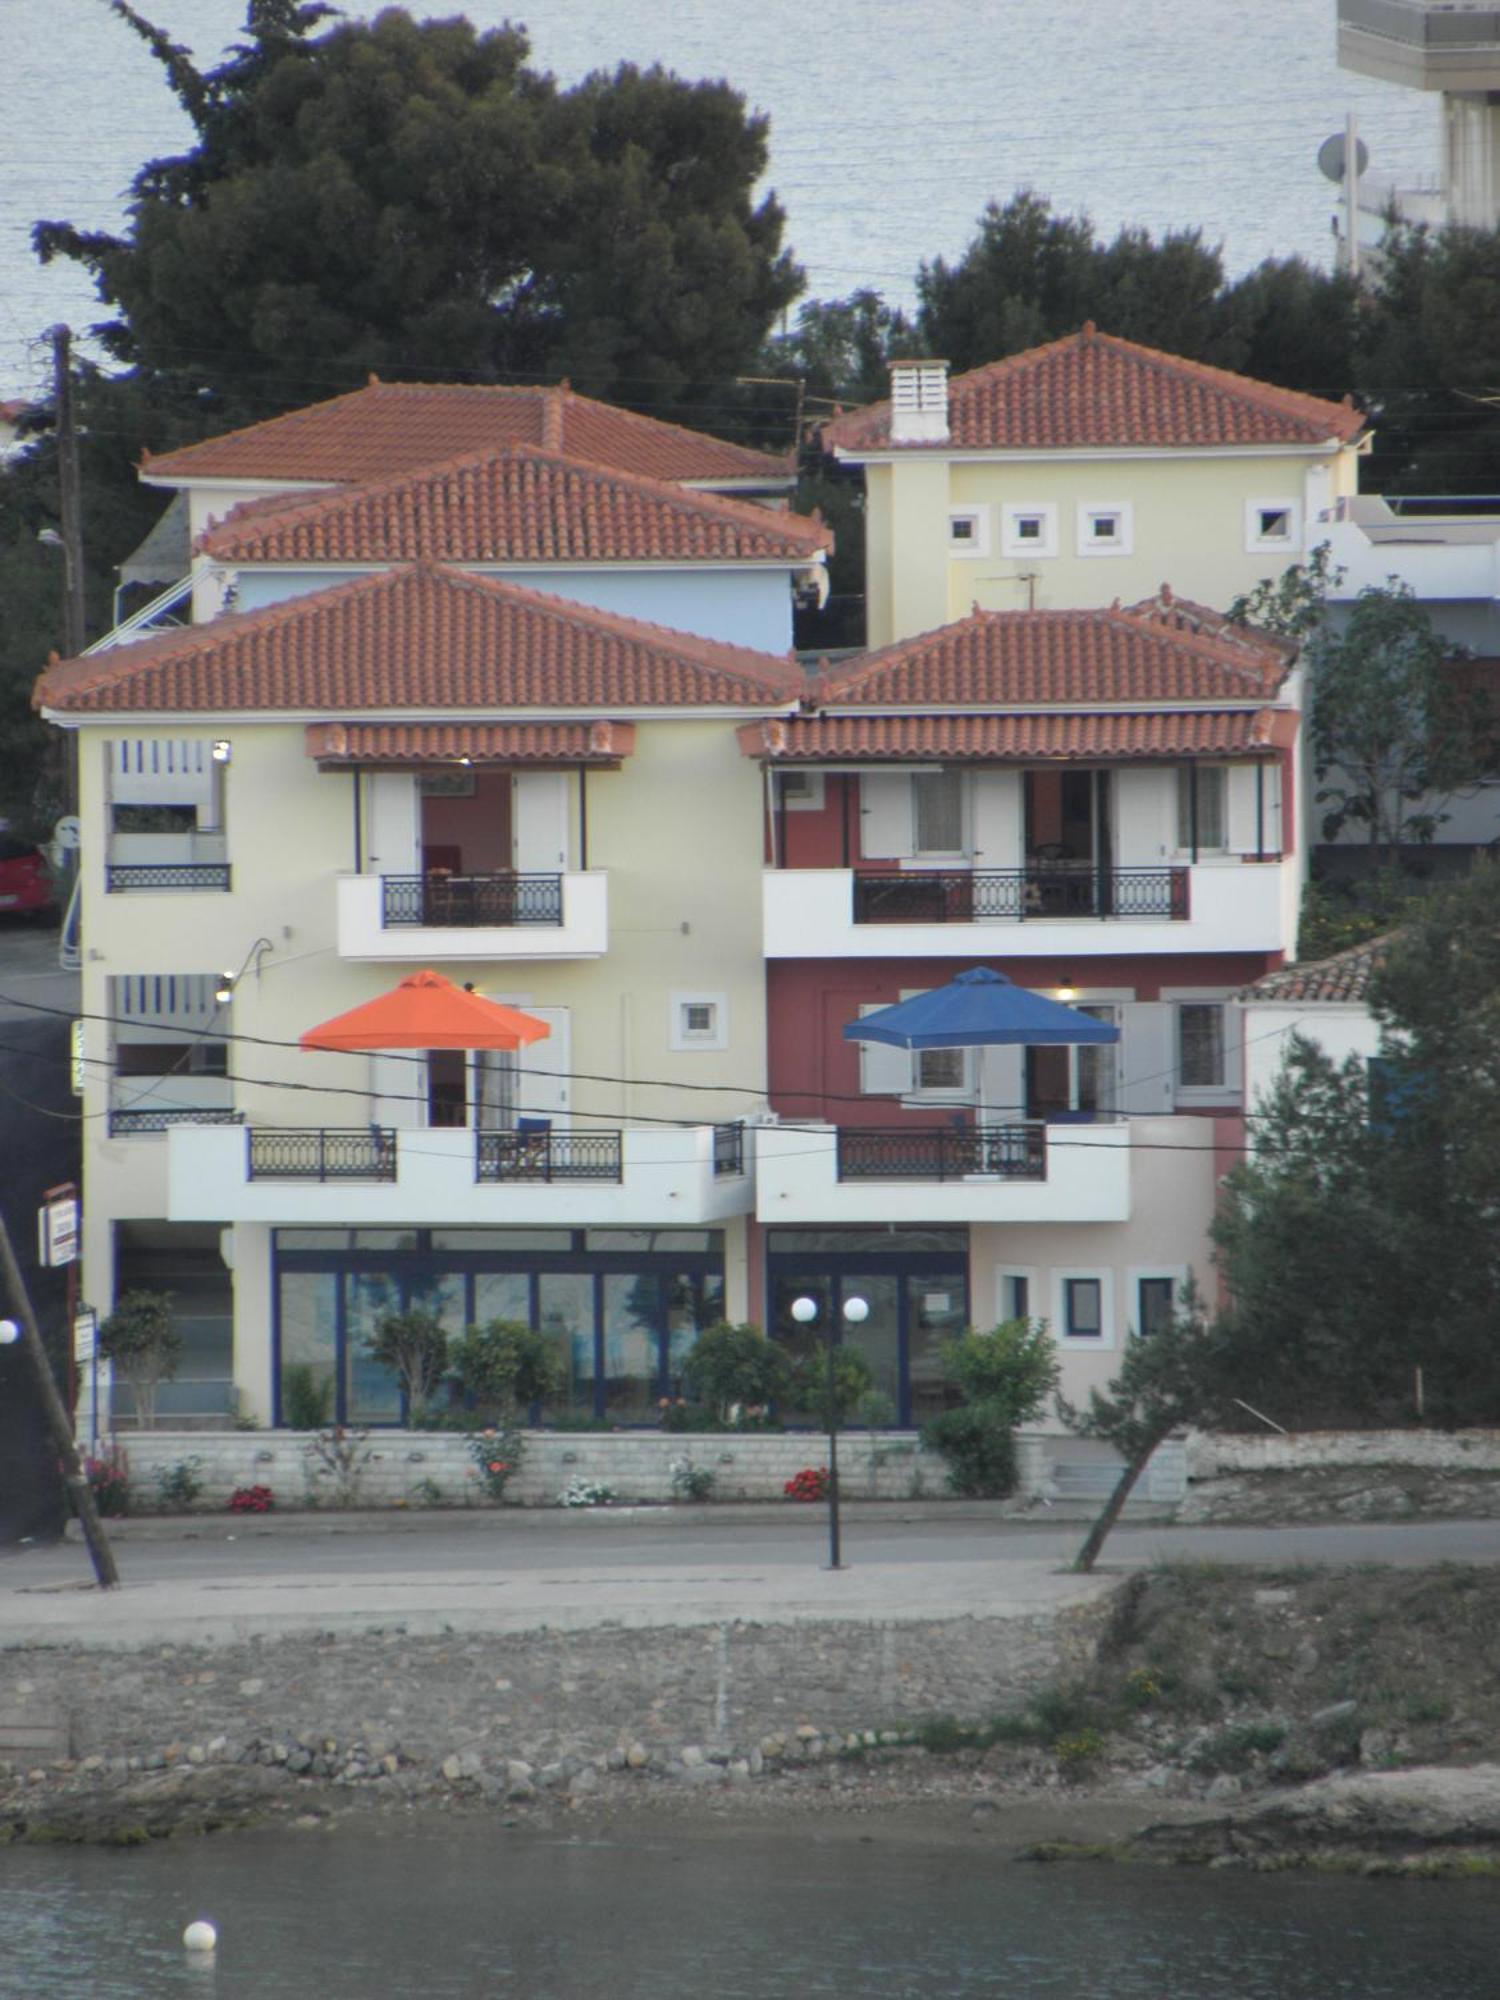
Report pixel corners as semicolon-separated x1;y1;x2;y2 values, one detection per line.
764;289;914;409
1312;584;1483;852
34;3;802;422
1210;255;1359;403
1357;222;1500;493
1214;864;1500;1427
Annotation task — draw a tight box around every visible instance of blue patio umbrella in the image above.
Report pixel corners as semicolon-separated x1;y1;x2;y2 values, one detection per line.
842;966;1121;1050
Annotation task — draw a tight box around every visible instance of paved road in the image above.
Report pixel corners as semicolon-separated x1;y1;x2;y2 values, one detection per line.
4;1512;1497;1649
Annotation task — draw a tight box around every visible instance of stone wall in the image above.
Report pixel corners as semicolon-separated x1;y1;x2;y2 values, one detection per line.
112;1427;1008;1511
1187;1428;1500;1478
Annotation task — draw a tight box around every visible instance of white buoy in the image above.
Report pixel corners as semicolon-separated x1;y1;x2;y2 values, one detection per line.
183;1920;218;1953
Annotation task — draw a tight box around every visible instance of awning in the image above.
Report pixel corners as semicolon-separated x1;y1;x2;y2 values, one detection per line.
301;969;551;1051
739;710;1295;763
305;720;636;768
844;968;1121;1051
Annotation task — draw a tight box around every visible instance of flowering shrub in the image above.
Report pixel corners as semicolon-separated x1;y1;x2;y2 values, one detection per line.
83;1448;129;1517
466;1427;521;1502
669;1455;715;1502
559;1476;615;1508
784;1465;830;1503
229;1484;274;1514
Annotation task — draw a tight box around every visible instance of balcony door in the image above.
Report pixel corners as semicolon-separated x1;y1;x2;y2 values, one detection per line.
1024;1005;1120;1121
1023;769;1113;913
418;768;512;877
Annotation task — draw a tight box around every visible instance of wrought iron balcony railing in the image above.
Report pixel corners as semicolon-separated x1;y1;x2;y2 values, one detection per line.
851;866;1189;924
248;1127;397;1181
836;1123;1047;1182
381;872;564;928
475;1129;623;1183
712;1121;746;1177
106;863;233;893
109;1106;245;1136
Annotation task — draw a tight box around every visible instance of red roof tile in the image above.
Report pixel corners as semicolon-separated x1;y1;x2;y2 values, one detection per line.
823;327;1366;453
201;444;829;566
306;720;636;765
814;605;1290;708
35;565;802;716
739;709;1291;763
142;382;791;487
1238;932;1394;1003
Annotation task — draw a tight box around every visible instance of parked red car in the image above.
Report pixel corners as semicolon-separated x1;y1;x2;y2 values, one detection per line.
0;836;54;917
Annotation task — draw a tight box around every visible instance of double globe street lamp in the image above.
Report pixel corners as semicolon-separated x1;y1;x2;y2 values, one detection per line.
789;1292;869;1571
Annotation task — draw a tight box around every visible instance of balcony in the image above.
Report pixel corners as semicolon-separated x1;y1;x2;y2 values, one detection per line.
108;1106;244;1137
336;870;608;961
756;1119;1131;1224
763;863;1288;959
106;829;230;894
167;1119;752;1226
851;866;1188;925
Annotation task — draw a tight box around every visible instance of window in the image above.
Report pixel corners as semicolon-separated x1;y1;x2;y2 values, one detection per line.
778;770;825;812
998;1271;1031;1322
1136;1276;1176;1338
1178;1003;1226;1090
1076;502;1133;557
912;769;965;854
670;992;729;1052
948;509;990;557
915;1046;967;1093
1245;498;1301;551
1065;1278;1103;1338
1000;501;1058;558
1176;766;1227;851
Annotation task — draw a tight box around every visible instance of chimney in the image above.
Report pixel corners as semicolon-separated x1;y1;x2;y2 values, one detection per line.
889;358;950;444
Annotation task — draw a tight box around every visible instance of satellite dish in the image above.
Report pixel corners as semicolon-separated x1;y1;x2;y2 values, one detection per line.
1319;133;1370;184
53;815;81;851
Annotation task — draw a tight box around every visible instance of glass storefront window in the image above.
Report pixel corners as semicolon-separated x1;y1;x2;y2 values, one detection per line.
344;1272;403;1425
278;1271;338;1422
666;1273;724;1391
907;1278;966;1425
539;1274;596;1416
431;1230;575;1251
603;1275;659;1422
474;1271;531;1326
586;1230;721;1254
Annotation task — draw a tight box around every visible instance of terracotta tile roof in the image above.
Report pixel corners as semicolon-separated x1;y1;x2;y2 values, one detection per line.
35;565;802;716
814;604;1291;708
739;709;1291;763
306;720;636;765
1238;932;1395;1004
141;382;792;487
201;444;829;566
823;327;1366;453
1125;588;1299;669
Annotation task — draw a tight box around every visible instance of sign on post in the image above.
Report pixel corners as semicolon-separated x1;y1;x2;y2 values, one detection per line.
38;1185;79;1268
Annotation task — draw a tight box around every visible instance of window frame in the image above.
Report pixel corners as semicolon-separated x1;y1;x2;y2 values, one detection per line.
1000;500;1059;559
1127;1267;1187;1340
1175;765;1228;854
777;770;826;814
1056;1270;1111;1345
1244;497;1301;553
669;991;729;1052
995;1266;1037;1327
948;507;991;558
1075;501;1133;558
1160;988;1241;1106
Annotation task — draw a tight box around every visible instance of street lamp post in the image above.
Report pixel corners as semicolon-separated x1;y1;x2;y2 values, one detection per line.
790;1292;868;1571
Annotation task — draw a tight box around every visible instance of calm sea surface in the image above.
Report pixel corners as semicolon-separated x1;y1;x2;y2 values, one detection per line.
0;0;1439;398
1;1816;1497;1998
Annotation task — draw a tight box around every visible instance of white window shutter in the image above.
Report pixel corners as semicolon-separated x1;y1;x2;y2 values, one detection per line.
513;1006;571;1127
1225;765;1261;855
857;1004;913;1096
369;1050;422;1129
367;773;419;873
859;773;915;859
1118;1003;1175;1114
512;772;569;871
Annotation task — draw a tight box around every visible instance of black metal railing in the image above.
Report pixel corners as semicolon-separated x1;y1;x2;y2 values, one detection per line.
836;1123;1047;1182
381;872;564;928
106;862;232;893
475;1129;623;1183
108;1106;245;1136
247;1127;397;1181
712;1121;746;1177
851;866;1188;923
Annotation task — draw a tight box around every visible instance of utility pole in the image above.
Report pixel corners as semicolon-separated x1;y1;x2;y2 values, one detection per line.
52;325;87;661
0;1209;119;1589
1344;111;1362;282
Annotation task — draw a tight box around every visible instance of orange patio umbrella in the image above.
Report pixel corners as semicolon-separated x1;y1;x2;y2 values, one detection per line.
300;969;551;1052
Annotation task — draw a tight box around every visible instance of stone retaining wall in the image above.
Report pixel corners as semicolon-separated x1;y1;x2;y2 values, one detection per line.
1186;1428;1500;1478
112;1427;1015;1511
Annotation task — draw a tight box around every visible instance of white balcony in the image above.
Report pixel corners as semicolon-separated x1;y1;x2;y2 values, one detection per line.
336;870;608;961
754;1119;1131;1224
166;1119;750;1226
761;863;1289;959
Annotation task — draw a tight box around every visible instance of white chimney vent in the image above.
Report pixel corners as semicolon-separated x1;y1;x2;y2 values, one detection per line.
889;359;950;444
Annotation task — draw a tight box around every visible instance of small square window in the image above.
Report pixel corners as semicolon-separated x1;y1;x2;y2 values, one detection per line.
1065;1278;1103;1338
915;1046;967;1093
1091;516;1117;541
1258;508;1291;540
1246;498;1301;551
1000;502;1057;558
1077;502;1132;557
670;992;728;1051
948;509;990;557
779;770;825;812
1015;515;1042;541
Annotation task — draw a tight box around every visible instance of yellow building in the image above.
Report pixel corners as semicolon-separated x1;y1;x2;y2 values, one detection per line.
822;327;1368;648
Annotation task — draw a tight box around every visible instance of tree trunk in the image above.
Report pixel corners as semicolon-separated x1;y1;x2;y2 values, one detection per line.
1072;1427;1169;1573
